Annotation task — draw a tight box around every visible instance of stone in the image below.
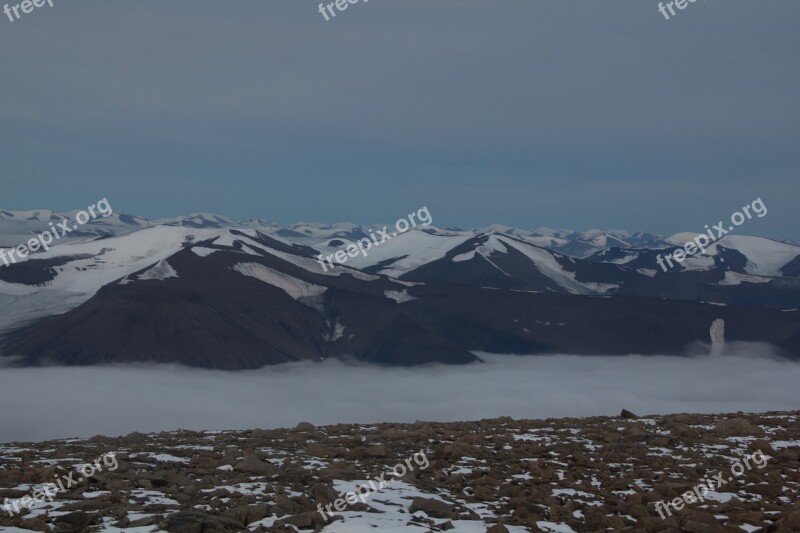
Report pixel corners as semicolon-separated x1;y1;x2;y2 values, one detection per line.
234;454;278;476
785;509;800;529
714;418;765;437
365;444;388;457
53;512;92;532
409;497;453;519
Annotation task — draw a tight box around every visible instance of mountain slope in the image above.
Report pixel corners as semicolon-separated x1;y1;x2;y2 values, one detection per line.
2;210;799;368
0;231;478;368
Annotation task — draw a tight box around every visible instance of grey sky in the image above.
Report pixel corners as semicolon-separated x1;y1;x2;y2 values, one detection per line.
0;1;797;238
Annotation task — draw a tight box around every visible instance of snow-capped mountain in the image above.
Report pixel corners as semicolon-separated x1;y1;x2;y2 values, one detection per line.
1;208;799;368
155;212;243;229
0;209;150;247
547;229;667;258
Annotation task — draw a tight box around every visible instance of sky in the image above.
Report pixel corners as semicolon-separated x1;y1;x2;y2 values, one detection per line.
0;1;798;239
2;350;798;442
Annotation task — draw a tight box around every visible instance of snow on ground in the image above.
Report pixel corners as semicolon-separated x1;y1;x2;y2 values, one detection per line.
0;226;223;332
667;234;799;276
137;259;179;281
319;230;472;278
232;262;326;301
228;230;380;281
384;289;416;303
717;271;771;286
497;236;592;294
4;226;216;292
722;235;800;276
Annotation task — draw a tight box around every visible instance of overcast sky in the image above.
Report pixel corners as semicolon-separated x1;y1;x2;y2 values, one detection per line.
0;1;797;238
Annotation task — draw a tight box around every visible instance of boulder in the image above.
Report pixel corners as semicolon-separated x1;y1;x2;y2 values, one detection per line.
714;418;764;437
409;497;453;518
234;454;278;476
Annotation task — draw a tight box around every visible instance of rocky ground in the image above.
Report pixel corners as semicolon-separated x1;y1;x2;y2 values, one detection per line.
0;411;799;532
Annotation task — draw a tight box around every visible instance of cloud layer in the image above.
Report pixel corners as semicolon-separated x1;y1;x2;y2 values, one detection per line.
1;349;798;443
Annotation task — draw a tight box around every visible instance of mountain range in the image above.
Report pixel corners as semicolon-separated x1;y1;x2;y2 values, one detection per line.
1;209;799;368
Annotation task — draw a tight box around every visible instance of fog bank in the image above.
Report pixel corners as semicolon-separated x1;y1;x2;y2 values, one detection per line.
1;349;798;442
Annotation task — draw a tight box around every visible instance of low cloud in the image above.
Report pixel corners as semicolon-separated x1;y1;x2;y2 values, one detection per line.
1;349;799;443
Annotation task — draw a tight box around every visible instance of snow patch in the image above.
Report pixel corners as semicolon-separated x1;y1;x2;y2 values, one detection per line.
232;263;326;302
190;247;218;257
384;289;416;303
717;271;771;286
138;259;178;281
323;320;345;341
452;250;476;262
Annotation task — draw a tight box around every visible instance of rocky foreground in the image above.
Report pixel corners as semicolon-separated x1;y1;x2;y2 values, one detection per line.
1;411;799;532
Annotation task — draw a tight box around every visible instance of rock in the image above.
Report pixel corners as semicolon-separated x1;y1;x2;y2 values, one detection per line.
162;513;206;533
123;431;149;444
53;512;93;532
365;444;388;457
0;410;798;533
0;469;22;483
624;421;648;438
305;443;346;458
162;511;242;532
128;515;162;527
681;511;719;532
750;482;782;499
277;511;327;529
409;497;452;519
646;435;671;447
714;417;765;437
486;524;509;533
750;439;774;454
440;441;476;459
319;461;361;480
620;409;638;419
223;503;270;526
309;482;339;504
775;448;799;463
653;482;694;498
234;454;278;476
583;508;608;529
19;518;48;531
668;423;696;439
736;510;764;525
295;421;315;431
785;509;800;529
273;494;303;515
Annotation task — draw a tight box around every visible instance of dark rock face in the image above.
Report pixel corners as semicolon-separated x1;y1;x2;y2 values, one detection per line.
0;255;93;285
1;230;799;369
0;411;798;532
0;246;478;369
